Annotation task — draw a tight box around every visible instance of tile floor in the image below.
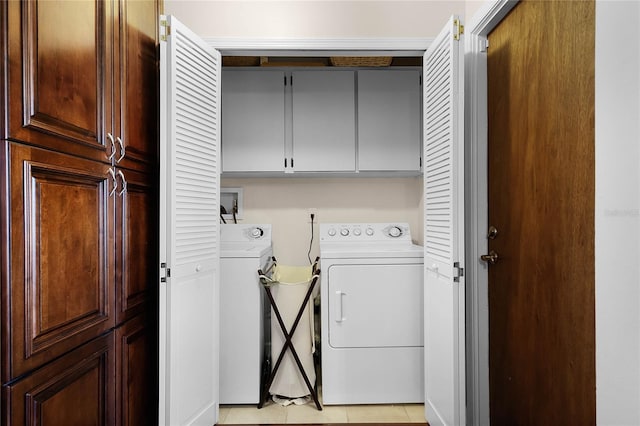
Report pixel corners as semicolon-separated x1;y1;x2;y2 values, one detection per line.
218;402;426;424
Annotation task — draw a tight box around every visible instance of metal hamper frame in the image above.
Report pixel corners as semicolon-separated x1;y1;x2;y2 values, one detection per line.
257;257;322;411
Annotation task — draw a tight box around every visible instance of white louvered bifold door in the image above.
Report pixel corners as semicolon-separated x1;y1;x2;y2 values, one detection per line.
423;15;465;426
159;15;221;426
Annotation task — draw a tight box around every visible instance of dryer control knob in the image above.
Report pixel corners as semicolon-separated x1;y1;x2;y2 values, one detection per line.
365;227;374;236
328;228;337;237
340;228;350;236
388;226;403;238
250;227;264;238
353;228;362;236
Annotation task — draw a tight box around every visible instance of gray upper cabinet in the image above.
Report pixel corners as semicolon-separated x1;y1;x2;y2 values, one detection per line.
291;70;356;172
221;70;285;172
357;70;422;172
220;68;421;176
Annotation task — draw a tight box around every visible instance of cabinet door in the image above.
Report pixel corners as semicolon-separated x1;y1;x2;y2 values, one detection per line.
114;0;159;171
4;0;114;164
358;70;422;171
115;168;155;325
116;315;155;426
4;333;115;426
221;70;286;172
292;71;356;172
4;142;115;381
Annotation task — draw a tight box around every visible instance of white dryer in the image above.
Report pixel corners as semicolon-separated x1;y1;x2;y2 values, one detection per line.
319;223;424;405
220;224;272;404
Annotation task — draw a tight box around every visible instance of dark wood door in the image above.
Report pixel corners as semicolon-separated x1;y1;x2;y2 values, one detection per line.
114;0;159;171
487;0;595;424
4;0;114;164
115;168;156;325
4;142;116;381
4;333;115;426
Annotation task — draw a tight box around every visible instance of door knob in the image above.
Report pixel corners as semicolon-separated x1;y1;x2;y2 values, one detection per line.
480;250;499;265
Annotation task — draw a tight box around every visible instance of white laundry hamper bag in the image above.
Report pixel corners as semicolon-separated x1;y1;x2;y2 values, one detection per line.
268;264;318;398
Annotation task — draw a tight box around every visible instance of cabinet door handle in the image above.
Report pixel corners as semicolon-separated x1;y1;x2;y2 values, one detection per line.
108;168;118;196
107;133;116;161
117;170;128;196
115;137;126;163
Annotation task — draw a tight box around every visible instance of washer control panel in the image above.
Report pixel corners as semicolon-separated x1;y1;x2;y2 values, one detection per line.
221;224;272;243
320;223;412;243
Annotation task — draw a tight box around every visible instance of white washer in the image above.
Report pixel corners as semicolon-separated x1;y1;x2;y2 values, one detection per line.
220;224;272;404
320;223;424;405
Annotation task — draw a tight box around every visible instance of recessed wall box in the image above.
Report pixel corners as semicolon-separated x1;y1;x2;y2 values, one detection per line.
221;187;243;221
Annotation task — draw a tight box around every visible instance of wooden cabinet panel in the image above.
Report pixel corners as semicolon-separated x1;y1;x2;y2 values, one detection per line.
1;0;159;421
4;333;115;426
5;0;113;163
116;315;156;426
115;0;159;171
115;169;155;324
5;142;115;381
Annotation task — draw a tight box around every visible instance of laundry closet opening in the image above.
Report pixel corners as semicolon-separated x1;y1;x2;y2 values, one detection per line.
161;13;465;426
217;53;427;424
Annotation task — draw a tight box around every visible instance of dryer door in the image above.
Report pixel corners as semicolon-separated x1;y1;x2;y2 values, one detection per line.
327;263;423;348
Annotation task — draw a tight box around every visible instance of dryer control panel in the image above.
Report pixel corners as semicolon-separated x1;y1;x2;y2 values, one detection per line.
320;223;413;244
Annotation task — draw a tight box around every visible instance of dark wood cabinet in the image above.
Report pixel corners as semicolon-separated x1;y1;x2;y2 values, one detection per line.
114;0;159;171
4;333;116;426
3;0;158;171
116;314;155;426
3;143;116;380
4;0;114;163
115;168;156;325
1;0;159;424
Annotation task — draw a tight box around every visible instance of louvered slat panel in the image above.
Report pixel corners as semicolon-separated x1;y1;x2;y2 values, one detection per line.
422;15;465;426
424;25;454;266
159;15;221;426
172;27;220;268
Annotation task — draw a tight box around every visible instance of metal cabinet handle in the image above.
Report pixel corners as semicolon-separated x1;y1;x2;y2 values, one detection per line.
480;250;499;265
115;137;125;163
108;168;117;196
107;133;116;161
117;170;128;196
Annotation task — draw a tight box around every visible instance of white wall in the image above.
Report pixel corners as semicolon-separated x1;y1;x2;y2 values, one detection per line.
595;1;640;424
164;0;466;39
222;177;423;265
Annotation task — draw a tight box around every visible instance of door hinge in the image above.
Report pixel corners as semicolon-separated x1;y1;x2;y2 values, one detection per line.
453;18;464;41
479;37;489;52
160;19;171;42
160;262;171;282
453;261;464;282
